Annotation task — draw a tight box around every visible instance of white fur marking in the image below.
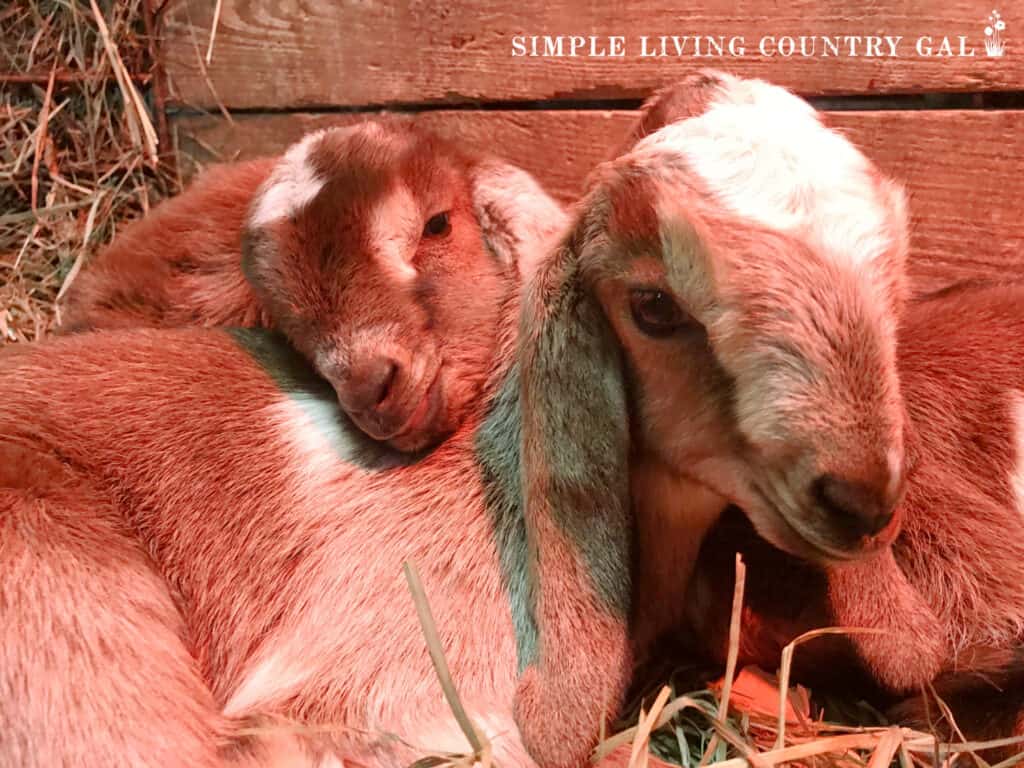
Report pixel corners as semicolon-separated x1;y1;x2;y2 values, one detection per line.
887;446;903;500
224;648;315;717
267;393;367;473
635;79;897;281
250;130;329;227
369;186;419;281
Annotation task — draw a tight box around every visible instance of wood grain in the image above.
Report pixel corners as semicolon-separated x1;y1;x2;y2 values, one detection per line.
163;0;1021;110
174;108;1024;293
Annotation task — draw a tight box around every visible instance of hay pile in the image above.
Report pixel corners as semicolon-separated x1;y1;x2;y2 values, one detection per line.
0;0;174;344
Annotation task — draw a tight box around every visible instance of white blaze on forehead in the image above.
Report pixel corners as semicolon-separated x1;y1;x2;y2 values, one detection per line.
368;184;420;281
250;129;330;228
248;121;411;230
635;81;899;277
1011;392;1024;517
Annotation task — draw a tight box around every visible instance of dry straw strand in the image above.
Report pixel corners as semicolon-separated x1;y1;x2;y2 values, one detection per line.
206;0;224;65
88;0;158;166
404;561;493;768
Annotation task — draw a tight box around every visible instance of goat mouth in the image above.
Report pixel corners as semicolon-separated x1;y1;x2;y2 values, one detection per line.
749;481;871;565
389;367;444;444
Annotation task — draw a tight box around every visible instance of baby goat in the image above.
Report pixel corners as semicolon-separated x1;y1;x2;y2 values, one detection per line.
516;71;915;761
62;121;558;453
1;75;906;768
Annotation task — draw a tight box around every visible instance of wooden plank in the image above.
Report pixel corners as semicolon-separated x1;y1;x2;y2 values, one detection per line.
174;109;1024;294
163;0;1022;110
828;111;1024;293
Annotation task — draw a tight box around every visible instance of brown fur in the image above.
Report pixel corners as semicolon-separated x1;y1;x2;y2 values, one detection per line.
63;159;274;330
0;326;529;767
2;220;723;768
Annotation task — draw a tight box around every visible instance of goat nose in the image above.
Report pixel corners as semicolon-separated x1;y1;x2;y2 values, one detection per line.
811;473;894;538
346;356;399;413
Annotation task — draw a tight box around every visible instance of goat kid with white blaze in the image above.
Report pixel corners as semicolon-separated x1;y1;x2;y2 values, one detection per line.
517;71;914;762
63;120;554;453
634;75;1024;720
519;69;918;673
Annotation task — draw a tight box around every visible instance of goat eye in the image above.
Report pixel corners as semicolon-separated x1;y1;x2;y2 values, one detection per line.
629;289;690;338
423;212;451;238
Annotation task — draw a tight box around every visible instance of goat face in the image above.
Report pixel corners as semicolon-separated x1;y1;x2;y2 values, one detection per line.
243;122;516;453
524;77;910;569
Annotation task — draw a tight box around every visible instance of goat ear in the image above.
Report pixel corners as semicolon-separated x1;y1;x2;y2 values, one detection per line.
514;212;634;768
240;209;300;331
616;68;734;155
240;220;272;290
240;132;327;303
468;160;569;282
878;177;911;312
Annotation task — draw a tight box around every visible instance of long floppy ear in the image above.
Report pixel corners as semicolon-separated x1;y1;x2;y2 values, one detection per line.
513;205;634;768
615;68;736;156
468;159;569;283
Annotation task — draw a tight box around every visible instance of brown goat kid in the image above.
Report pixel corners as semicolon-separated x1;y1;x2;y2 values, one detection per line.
646;73;1024;739
568;71;939;693
63;122;560;453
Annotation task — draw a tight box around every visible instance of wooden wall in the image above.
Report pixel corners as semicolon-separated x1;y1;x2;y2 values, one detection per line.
161;0;1024;294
